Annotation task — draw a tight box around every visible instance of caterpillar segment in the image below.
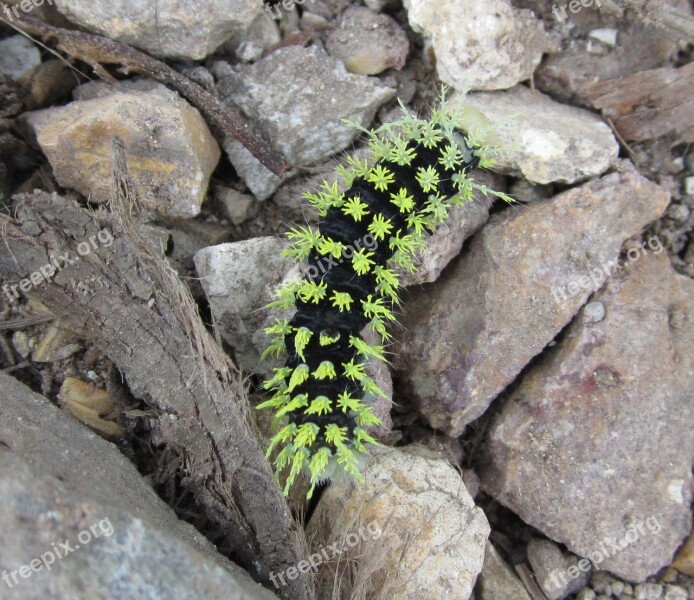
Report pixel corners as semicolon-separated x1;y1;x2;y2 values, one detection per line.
258;92;512;497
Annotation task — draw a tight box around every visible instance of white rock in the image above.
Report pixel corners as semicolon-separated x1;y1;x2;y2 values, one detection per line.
404;0;551;91
0;35;41;81
589;28;618;47
458;86;619;184
307;444;490;600
54;0;262;60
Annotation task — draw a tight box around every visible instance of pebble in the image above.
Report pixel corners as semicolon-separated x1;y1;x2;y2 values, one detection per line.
684;176;694;196
0;35;41;81
635;583;664;599
589;28;619;47
663;585;688;600
584;301;606;322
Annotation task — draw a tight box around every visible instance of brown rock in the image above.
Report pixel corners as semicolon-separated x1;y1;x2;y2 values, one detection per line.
479;252;694;581
21;84;220;219
395;161;669;435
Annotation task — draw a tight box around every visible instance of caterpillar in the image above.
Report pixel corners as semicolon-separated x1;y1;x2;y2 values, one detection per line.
257;89;512;497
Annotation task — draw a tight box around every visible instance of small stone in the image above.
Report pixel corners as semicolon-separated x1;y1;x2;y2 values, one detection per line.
214;186;259;225
611;581;625;596
683;176;694;196
591;572;616;593
666;203;690;223
326;6;409;75
235;13;281;63
669;157;684;173
11;331;32;358
584;301;606;322
576;590;597;600
589;28;618;47
0;35;41;81
635;583;663;600
478;541;531;600
663;585;687;600
527;538;589;600
673;530;694;575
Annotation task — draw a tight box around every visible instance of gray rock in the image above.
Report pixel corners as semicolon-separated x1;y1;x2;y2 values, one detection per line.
635;583;664;600
459;86;619;184
478;541;531;600
0;372;277;599
527;538;590;600
404;0;551;91
193;237;298;375
54;0;262;60
21;82;220;219
307;444;489;600
0;35;41;81
217;45;394;199
325;6;409;75
663;585;687;600
214;186;260;225
479;251;694;581
395;162;669;435
575;590;597;600
583;301;605;323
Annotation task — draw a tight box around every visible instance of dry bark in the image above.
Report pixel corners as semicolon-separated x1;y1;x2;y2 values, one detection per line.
0;142;313;600
9;17;291;177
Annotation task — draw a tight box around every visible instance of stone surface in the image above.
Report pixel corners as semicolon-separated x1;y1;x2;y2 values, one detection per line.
477;541;531;600
214;186;260;226
404;0;551;91
217;45;394;199
400;170;501;287
395;162;669;436
325;6;409;75
307;444;489;600
458;86;619;184
0;372;277;599
54;0;262;60
479;252;694;581
673;529;694;575
0;35;41;81
527;538;589;600
193;237;298;376
21;82;219;218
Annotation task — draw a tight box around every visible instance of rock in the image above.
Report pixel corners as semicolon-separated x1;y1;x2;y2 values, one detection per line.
325;6;409;75
673;530;694;575
194;237;298;375
0;372;278;599
458;86;619;184
403;0;551;91
0;35;41;81
575;590;597;600
217;45;394;199
306;444;489;600
635;583;664;600
583;301;605;323
479;251;694;581
527;538;590;600
53;0;262;60
663;585;687;600
589;28;618;47
214;186;260;225
20;59;77;110
400;170;502;287
478;541;531;600
234;12;282;62
21;83;219;219
394;162;669;435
